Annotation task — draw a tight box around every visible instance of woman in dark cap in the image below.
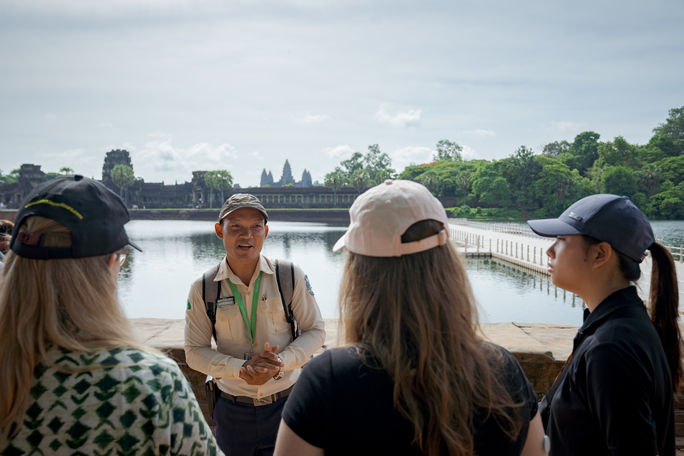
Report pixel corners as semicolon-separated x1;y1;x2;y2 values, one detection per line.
527;193;680;456
0;176;222;455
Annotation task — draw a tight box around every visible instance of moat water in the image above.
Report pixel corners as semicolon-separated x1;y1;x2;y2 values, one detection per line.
117;220;683;325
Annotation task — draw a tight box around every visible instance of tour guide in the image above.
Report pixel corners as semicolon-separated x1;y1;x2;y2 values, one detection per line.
184;193;325;455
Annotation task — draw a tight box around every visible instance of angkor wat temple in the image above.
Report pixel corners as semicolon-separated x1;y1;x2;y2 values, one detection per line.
0;150;358;209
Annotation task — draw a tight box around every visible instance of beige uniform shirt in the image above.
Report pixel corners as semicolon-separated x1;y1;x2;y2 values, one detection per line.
184;254;325;398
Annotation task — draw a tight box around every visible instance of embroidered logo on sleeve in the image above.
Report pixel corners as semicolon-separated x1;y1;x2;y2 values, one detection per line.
305;274;315;296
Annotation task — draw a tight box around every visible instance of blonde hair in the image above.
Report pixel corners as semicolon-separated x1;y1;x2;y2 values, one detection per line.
0;216;140;442
339;221;523;455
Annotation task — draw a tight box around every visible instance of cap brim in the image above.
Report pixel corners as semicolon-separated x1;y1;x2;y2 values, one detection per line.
332;233;347;252
128;239;143;252
527;218;581;237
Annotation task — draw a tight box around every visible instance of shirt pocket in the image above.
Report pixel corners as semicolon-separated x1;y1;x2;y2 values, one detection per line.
215;302;243;338
264;297;291;335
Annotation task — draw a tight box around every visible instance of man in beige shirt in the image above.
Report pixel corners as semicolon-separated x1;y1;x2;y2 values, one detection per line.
185;194;325;456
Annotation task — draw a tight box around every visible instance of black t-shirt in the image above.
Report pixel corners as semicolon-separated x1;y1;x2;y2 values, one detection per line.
283;343;538;455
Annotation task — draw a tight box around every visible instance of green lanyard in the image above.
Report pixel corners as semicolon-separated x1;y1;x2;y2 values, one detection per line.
227;272;262;346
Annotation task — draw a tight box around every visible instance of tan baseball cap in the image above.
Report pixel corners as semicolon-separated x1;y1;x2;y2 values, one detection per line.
333;179;449;257
218;193;268;223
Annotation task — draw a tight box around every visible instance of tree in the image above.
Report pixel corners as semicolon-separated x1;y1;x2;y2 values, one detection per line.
601;166;637;198
542;140;570;158
637;163;660;196
110;164;135;203
340;152;364;180
562;131;600;175
418;169;441;195
324;168;345;206
532;157;590;216
652;106;684;155
204;170;233;207
433;139;463;162
500;146;541;211
597;136;639;168
363;144;395;185
0;169;16;185
59;167;75;175
472;162;511;207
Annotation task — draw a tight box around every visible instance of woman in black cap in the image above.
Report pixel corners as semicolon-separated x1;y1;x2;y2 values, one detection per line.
527;193;680;456
0;176;222;455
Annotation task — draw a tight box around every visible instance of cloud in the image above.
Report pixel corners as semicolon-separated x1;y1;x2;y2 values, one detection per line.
460;144;478;159
130;135;240;182
472;129;495;137
375;105;422;128
550;121;581;132
324;144;355;160
391;146;433;170
296;113;330;124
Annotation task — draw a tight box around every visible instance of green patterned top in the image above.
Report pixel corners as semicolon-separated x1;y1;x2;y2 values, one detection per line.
2;346;223;456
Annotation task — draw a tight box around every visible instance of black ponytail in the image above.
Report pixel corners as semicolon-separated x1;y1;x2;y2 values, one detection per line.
648;242;681;391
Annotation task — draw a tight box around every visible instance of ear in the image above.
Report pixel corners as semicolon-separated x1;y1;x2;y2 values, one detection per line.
107;253;118;269
590;242;614;269
264;224;269;239
215;222;224;239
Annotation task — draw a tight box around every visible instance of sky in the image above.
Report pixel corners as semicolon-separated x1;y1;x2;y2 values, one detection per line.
1;0;683;187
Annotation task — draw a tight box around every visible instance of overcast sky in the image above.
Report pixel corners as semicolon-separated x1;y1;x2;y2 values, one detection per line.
1;0;682;187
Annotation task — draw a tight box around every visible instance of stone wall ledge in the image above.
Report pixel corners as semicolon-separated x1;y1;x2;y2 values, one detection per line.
130;318;684;446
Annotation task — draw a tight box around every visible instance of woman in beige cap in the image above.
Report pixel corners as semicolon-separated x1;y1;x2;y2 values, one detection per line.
274;180;546;456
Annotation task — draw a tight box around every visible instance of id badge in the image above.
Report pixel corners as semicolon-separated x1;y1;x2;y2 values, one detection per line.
217;297;235;308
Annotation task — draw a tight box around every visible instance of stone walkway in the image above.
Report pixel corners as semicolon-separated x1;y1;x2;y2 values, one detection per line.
448;221;684;307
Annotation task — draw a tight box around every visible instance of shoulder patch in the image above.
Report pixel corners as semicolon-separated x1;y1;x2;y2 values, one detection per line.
305;274;315;296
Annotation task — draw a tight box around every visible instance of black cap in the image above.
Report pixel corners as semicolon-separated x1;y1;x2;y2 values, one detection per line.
527;194;654;263
10;175;142;259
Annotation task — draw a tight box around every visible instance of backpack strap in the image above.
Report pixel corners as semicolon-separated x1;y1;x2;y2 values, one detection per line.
275;259;299;341
202;263;222;342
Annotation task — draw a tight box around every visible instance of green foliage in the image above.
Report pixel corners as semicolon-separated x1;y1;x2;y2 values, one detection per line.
111;164;135;189
601;166;638;197
471;162;511;206
320;106;684;220
562;131;600;175
44;172;62;180
204;170;233;207
652;106;684;155
646;181;684;219
542;140;570;158
597;136;639;168
324;145;395;191
446;205;522;220
433;139;463;162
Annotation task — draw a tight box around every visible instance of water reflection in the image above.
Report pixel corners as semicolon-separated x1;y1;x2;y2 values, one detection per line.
118;220;585;325
466;258;584;324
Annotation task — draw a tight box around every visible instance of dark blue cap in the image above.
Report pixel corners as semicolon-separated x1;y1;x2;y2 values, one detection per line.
527;194;654;263
10;175;141;259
